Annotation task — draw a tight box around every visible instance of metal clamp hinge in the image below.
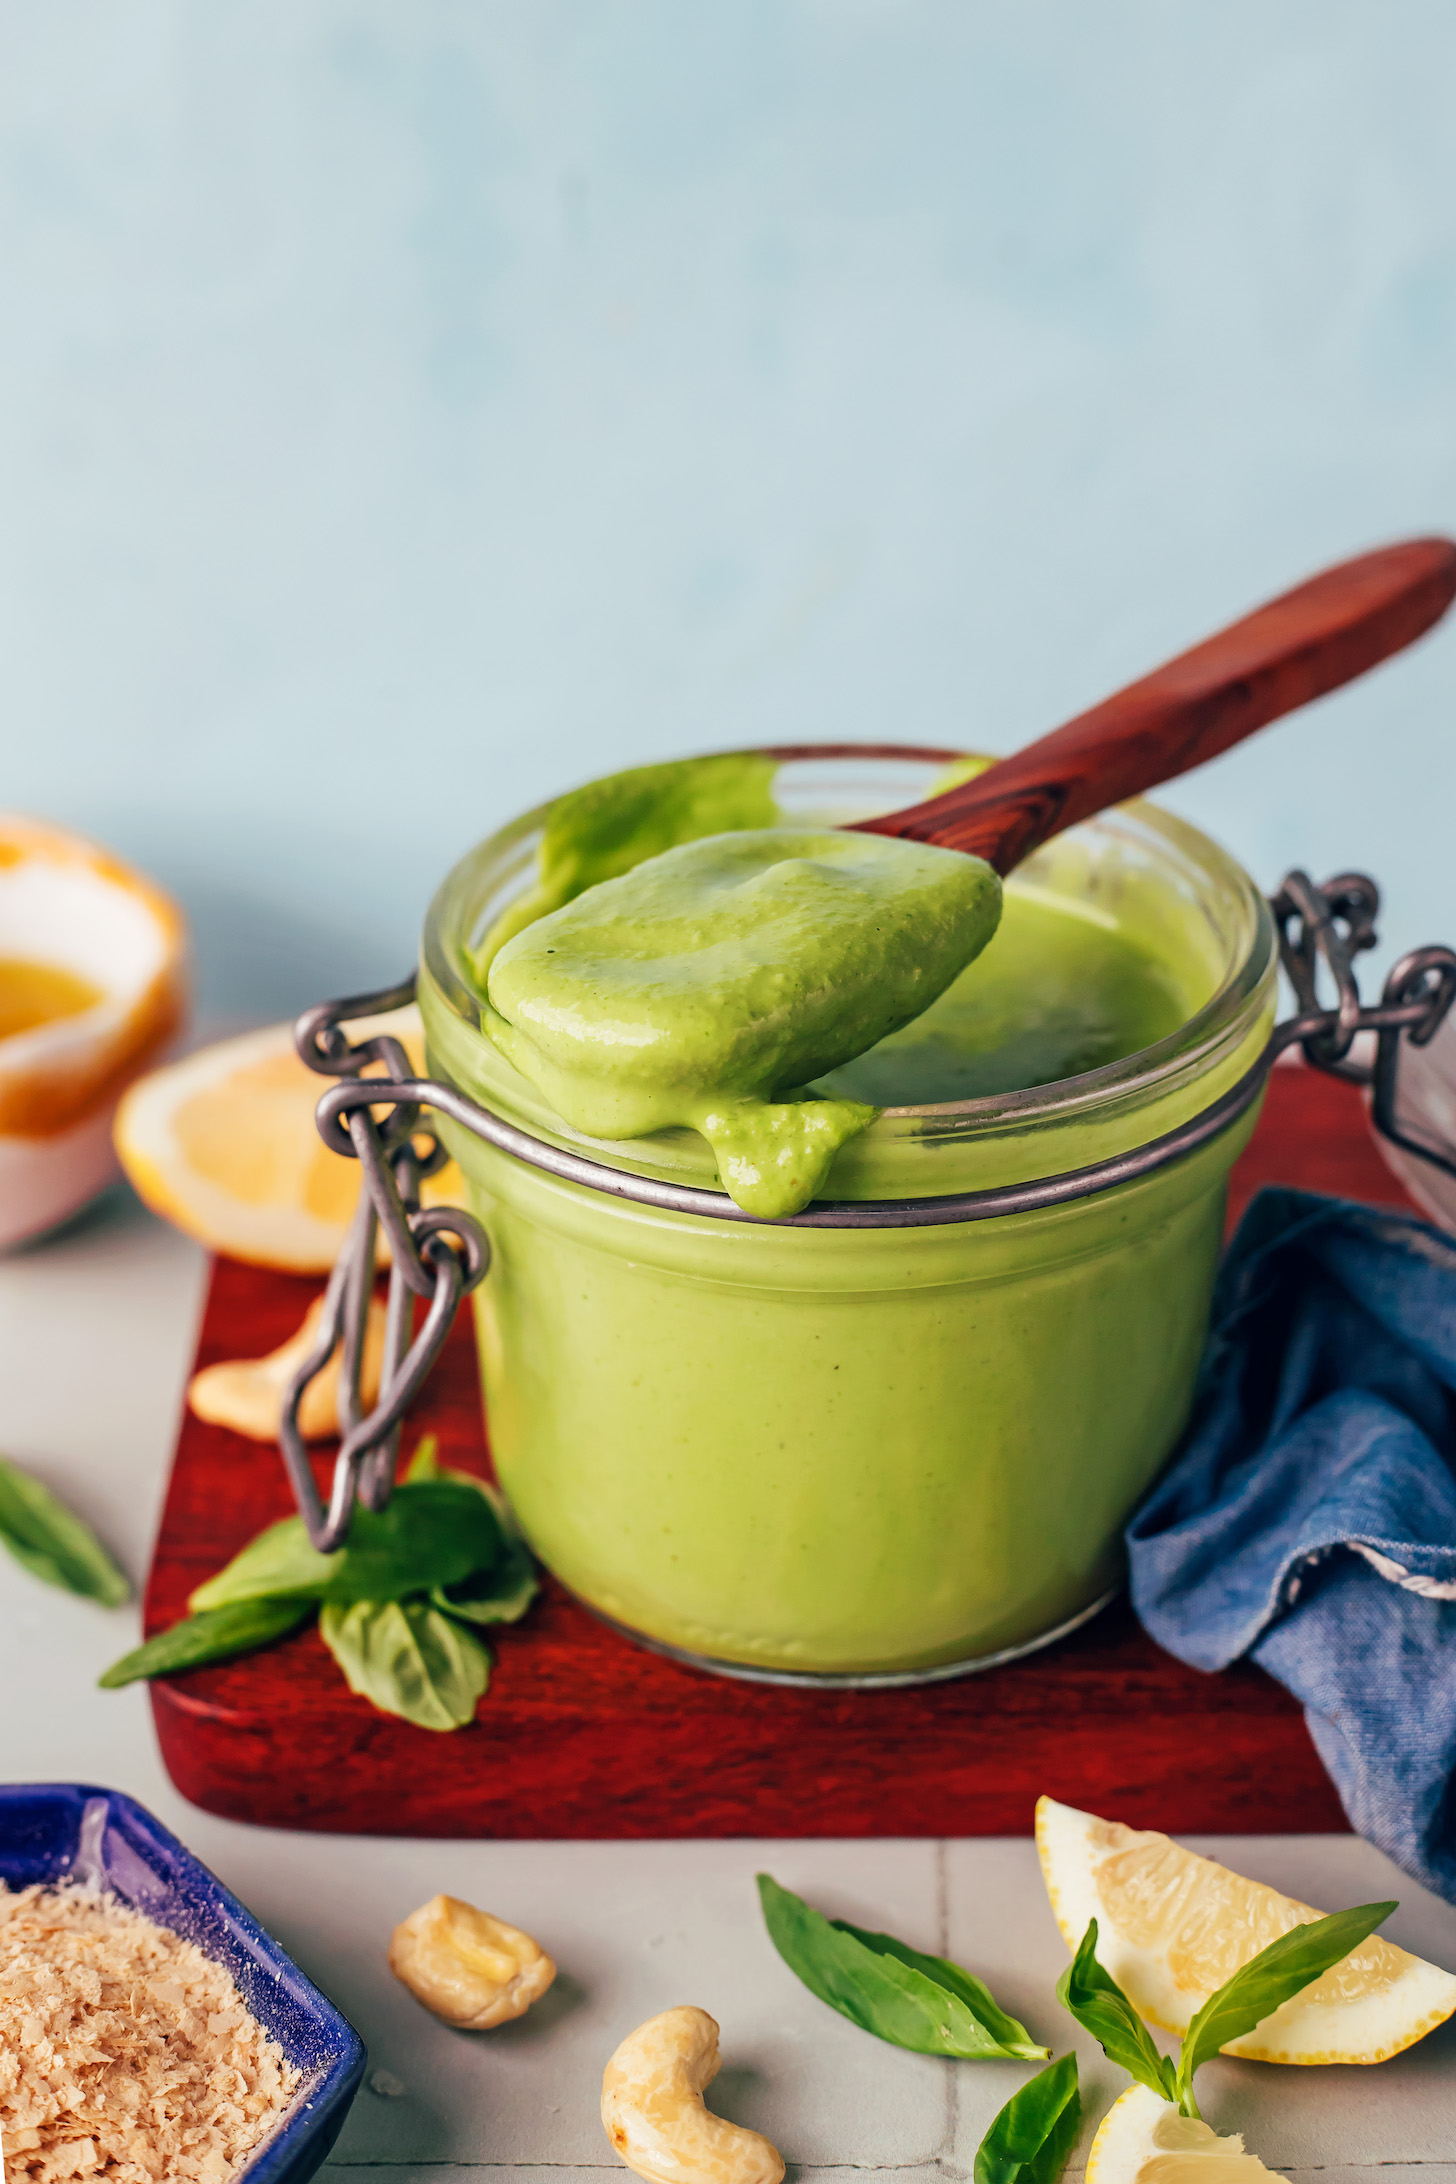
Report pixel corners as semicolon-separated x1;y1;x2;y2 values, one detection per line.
280;981;490;1551
1269;870;1456;1176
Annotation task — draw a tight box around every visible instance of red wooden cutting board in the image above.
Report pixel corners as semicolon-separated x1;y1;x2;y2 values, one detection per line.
145;1065;1419;1839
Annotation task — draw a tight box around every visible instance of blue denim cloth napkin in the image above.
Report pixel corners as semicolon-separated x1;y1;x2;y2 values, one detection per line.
1127;1186;1456;1900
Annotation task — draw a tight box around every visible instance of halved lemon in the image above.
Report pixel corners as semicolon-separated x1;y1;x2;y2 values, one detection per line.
1087;2084;1276;2183
0;814;187;1249
1037;1795;1456;2065
115;1006;462;1271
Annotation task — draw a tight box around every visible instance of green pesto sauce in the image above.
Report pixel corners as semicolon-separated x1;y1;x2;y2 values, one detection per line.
812;887;1186;1106
484;825;1002;1218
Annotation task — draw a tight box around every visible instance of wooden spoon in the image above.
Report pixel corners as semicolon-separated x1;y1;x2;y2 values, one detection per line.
845;537;1456;872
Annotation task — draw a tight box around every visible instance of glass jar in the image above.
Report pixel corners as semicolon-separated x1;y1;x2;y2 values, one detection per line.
418;748;1276;1683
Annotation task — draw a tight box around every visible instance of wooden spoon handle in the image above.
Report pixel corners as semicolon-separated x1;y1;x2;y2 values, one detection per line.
855;537;1456;873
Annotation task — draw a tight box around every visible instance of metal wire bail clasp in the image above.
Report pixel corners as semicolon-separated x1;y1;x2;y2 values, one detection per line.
281;977;489;1552
1271;872;1456;1183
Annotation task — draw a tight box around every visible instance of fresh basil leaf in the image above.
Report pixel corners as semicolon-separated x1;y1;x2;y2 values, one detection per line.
98;1597;312;1687
190;1480;502;1611
319;1597;490;1731
188;1514;334;1606
1173;1901;1397;2113
758;1874;1047;2061
1056;1921;1177;2105
836;1923;1046;2059
295;1479;499;1600
973;2053;1081;2184
404;1443;540;1624
0;1453;130;1606
433;1532;539;1626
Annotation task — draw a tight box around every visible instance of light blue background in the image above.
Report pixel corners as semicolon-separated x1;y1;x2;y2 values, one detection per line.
3;1;1454;1021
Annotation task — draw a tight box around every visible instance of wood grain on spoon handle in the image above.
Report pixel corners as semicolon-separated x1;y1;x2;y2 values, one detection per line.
855;537;1456;874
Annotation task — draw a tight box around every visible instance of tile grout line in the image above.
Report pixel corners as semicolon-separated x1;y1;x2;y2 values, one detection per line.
320;2165;953;2175
934;1837;959;2174
934;1834;950;1958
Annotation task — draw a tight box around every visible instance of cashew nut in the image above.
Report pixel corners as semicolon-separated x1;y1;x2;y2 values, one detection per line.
188;1293;386;1442
388;1894;556;2029
601;2007;785;2184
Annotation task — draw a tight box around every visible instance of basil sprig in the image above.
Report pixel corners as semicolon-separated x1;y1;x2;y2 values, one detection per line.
1055;1920;1178;2104
432;1544;538;1625
973;2053;1080;2184
190;1479;502;1609
0;1452;130;1606
411;1438;540;1624
1172;1899;1397;2105
100;1597;313;1687
758;1874;1047;2061
1058;1904;1397;2119
321;1597;491;1731
99;1437;539;1731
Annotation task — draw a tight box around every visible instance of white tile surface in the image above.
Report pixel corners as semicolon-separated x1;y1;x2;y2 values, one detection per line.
238;1837;948;2171
3;1191;1456;2177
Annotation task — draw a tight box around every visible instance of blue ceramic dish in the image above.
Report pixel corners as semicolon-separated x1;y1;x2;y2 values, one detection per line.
0;1783;366;2182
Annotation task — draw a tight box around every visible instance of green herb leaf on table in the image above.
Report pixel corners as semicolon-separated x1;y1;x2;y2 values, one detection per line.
432;1537;539;1626
100;1435;532;1727
973;2053;1081;2184
320;1597;491;1731
405;1435;541;1624
1172;1901;1397;2114
98;1597;313;1687
185;1516;333;1605
1056;1921;1178;2106
758;1874;1047;2061
846;1926;1047;2057
189;1480;503;1611
0;1452;130;1606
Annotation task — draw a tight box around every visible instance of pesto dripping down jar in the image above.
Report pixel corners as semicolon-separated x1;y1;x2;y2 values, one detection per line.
417;748;1276;1685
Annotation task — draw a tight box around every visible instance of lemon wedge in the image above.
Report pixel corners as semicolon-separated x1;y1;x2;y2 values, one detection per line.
115;1007;462;1271
1037;1795;1456;2066
1087;2083;1276;2182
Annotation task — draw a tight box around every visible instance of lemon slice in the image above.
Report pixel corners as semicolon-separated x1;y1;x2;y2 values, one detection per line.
115;1007;462;1271
1087;2084;1276;2182
1037;1795;1456;2065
